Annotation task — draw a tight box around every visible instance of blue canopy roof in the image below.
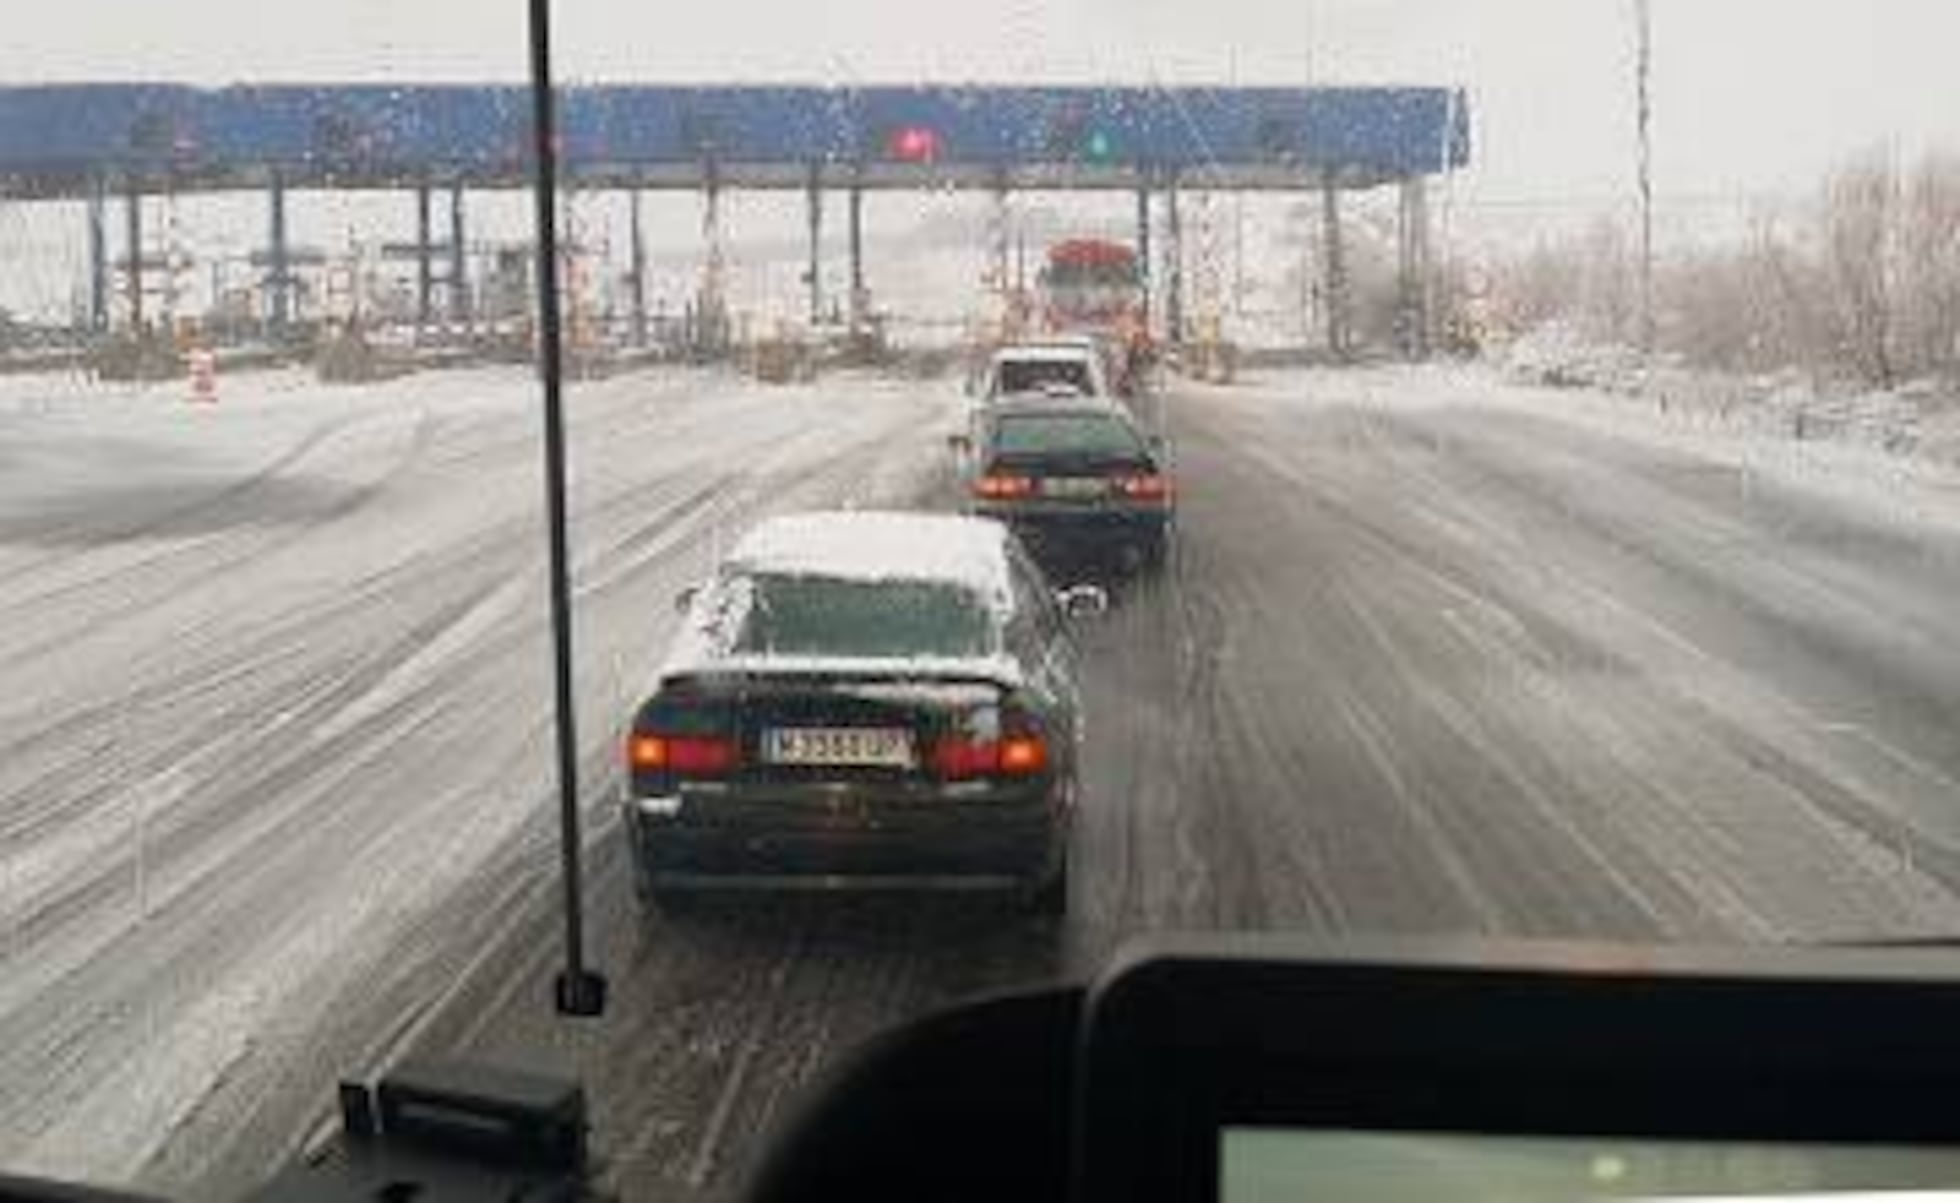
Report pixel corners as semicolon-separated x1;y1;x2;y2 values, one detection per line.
0;84;1469;196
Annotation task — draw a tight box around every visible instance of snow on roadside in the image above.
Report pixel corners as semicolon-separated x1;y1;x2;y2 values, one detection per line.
1229;361;1960;537
1500;324;1957;462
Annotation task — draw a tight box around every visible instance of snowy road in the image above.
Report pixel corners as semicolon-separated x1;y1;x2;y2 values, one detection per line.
7;364;1960;1199
0;365;961;1193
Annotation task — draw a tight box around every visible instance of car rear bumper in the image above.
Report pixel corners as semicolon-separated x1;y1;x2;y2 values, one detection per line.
623;784;1065;890
977;503;1169;553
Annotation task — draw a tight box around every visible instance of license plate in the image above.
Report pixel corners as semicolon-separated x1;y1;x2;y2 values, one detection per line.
1041;476;1107;499
764;726;915;768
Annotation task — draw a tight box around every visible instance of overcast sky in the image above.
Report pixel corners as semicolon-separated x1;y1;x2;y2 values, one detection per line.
5;2;1959;211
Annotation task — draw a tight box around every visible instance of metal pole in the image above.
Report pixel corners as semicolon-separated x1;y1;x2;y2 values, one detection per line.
449;181;469;329
805;163;823;325
1636;0;1655;360
847;182;865;336
699;172;726;355
1233;193;1246;318
269;170;290;340
415;180;434;331
1396;177;1418;359
528;0;605;1020
988;174;1010;309
160;179;182;338
629;183;649;347
1165;175;1184;345
87;178;107;335
1321;171;1348;359
124;175;144;336
1135;182;1152;328
1409;176;1431;359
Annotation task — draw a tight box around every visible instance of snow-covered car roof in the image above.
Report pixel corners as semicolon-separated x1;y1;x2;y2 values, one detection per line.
664;650;1027;688
724;511;1014;593
980;394;1134;421
985;382;1091;405
990;343;1099;363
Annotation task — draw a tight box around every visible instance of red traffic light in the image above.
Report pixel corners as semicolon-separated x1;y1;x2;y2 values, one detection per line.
888;125;941;163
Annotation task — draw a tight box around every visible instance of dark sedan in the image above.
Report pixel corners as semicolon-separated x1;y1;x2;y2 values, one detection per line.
622;511;1102;914
955;398;1174;573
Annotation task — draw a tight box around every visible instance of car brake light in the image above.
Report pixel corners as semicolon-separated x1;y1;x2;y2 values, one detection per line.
931;736;999;780
1116;473;1172;500
999;734;1048;775
628;732;740;776
932;712;1050;780
975;473;1036;500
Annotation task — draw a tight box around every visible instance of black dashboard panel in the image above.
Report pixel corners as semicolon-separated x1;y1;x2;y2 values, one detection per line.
1076;936;1960;1203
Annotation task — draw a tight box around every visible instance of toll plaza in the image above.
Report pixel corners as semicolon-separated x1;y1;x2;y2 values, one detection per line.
0;84;1468;371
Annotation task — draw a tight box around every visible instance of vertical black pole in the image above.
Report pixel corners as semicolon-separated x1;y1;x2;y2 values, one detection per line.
87;177;108;335
125;175;144;336
847;182;865;334
449;181;469;329
1134;181;1152;329
700;172;725;354
1165;175;1183;346
415;180;434;330
805;162;823;325
1406;175;1430;360
269;170;290;340
629;183;648;347
1635;0;1655;361
1322;171;1348;359
529;0;606;1020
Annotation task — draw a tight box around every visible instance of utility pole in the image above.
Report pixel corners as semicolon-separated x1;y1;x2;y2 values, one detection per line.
1635;0;1655;361
527;0;605;1020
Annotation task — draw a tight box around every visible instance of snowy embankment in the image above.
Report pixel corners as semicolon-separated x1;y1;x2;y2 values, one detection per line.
1500;324;1960;465
1217;359;1960;542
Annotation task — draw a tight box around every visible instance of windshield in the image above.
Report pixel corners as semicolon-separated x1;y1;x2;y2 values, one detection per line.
6;1;1960;1201
997;357;1095;394
991;411;1148;459
1043;262;1140;289
726;574;995;658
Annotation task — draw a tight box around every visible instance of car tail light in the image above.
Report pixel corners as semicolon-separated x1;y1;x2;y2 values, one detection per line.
628;732;740;777
975;473;1036;500
999;733;1048;775
931;710;1050;780
1115;472;1172;500
931;736;999;780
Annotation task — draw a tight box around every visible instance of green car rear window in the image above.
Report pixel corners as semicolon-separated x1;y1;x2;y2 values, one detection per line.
729;574;997;659
991;412;1147;459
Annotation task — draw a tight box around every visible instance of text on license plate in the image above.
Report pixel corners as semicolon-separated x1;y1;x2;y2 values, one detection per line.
1042;476;1107;499
764;726;915;768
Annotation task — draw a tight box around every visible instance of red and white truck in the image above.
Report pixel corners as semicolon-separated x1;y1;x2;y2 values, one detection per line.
1035;239;1152;394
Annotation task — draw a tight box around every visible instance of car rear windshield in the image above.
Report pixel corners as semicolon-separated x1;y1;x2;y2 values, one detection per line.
997;358;1094;395
728;574;997;659
1042;262;1140;288
990;412;1148;460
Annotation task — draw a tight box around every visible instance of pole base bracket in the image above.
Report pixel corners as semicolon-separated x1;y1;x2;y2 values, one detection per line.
555;969;609;1018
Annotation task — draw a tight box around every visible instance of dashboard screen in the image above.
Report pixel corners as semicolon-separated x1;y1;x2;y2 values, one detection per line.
1222;1131;1960;1203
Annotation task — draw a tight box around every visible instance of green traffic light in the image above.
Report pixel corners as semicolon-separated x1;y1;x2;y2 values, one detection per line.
1086;129;1113;162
